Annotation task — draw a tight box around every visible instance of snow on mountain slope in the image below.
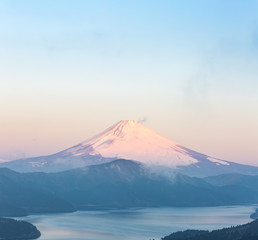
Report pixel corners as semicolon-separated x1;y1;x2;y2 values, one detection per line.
1;120;258;176
62;120;198;167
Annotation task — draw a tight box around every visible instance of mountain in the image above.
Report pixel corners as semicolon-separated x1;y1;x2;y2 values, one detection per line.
162;219;258;240
2;159;258;217
1;120;258;177
204;173;258;194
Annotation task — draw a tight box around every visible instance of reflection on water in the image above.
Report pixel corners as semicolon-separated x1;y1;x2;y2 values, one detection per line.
20;205;257;240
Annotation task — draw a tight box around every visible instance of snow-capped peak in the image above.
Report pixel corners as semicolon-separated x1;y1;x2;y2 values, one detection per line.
2;120;258;176
63;120;198;167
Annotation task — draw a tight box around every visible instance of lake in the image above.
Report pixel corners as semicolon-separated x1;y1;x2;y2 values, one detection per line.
20;205;257;240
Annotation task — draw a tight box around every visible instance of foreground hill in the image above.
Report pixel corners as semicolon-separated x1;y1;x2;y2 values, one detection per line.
1;159;258;217
2;120;258;177
162;219;258;240
0;218;40;240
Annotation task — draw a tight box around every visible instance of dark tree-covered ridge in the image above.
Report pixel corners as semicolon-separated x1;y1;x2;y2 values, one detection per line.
0;218;41;240
162;219;258;240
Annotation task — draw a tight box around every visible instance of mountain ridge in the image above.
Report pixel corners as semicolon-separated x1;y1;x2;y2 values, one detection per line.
1;159;258;217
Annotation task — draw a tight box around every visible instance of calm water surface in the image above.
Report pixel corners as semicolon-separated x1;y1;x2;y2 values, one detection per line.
20;205;257;240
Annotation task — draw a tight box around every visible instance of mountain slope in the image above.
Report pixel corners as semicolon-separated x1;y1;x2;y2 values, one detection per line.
204;173;258;192
62;120;198;167
0;168;75;217
1;120;258;177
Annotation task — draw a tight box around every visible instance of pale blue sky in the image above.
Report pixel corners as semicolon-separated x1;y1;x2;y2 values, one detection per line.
0;0;258;165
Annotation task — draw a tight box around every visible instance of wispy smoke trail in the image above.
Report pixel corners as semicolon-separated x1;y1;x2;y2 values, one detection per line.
139;117;147;123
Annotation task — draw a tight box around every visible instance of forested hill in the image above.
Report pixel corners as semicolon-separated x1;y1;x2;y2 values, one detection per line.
162;219;258;240
0;218;41;240
2;161;258;217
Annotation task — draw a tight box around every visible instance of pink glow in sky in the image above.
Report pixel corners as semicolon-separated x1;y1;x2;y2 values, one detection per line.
0;1;257;166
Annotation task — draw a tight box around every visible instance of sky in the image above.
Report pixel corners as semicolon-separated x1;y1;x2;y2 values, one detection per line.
0;0;258;165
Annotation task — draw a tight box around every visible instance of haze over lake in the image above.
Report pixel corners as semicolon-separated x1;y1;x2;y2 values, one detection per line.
20;205;256;240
